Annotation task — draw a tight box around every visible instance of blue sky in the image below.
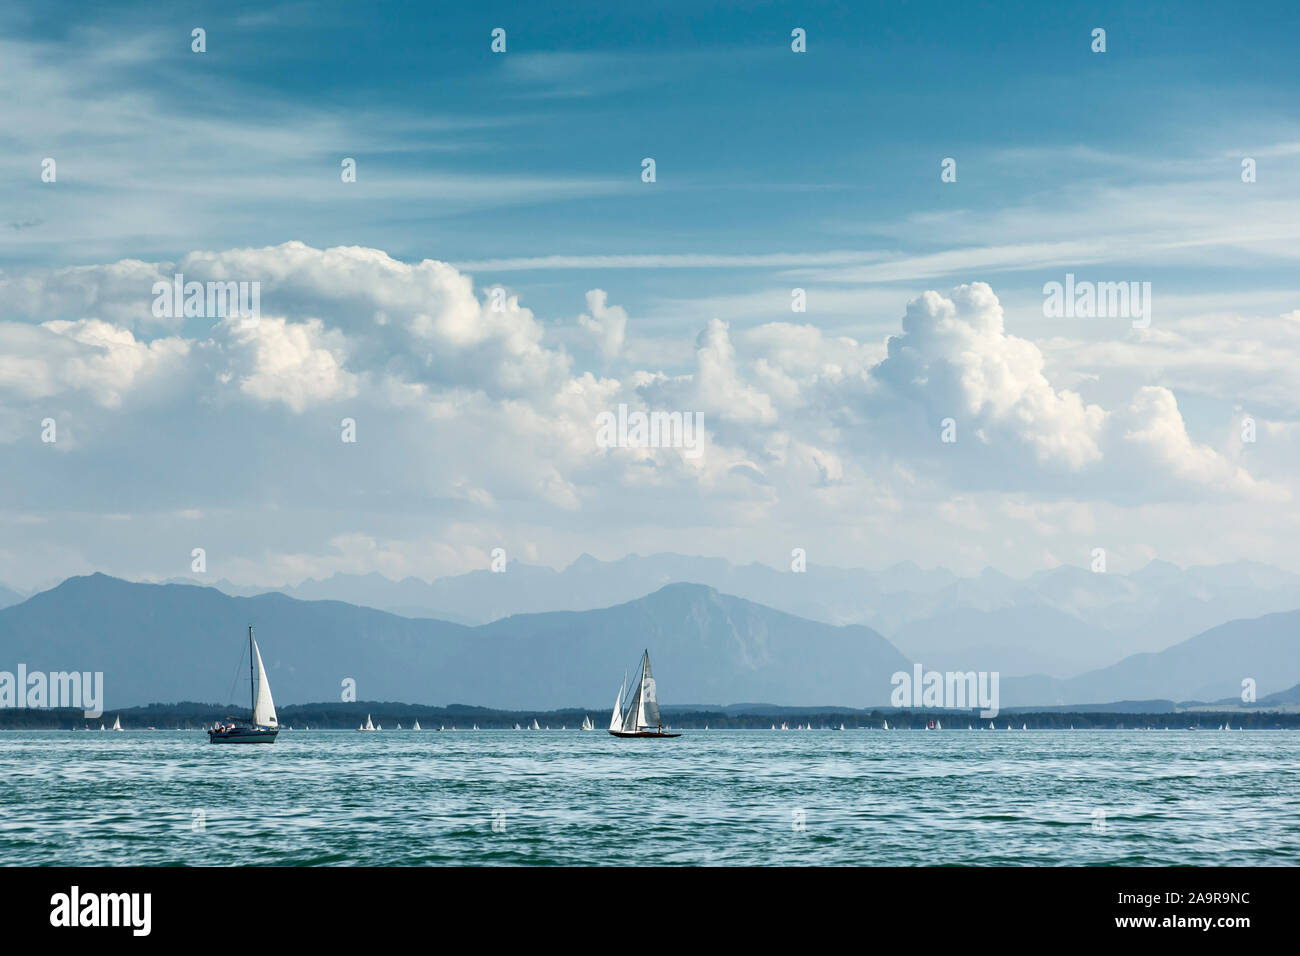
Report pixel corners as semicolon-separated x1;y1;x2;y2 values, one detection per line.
0;1;1298;589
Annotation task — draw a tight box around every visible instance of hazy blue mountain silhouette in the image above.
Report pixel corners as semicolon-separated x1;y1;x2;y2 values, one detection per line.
1002;609;1300;706
0;574;909;710
150;553;1300;679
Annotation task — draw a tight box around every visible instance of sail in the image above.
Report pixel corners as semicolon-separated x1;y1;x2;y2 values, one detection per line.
250;636;278;727
413;720;421;730
112;716;121;730
365;714;374;731
621;676;643;732
639;652;661;728
609;678;626;731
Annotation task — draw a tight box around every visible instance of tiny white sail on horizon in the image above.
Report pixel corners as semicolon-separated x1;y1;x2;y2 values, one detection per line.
412;720;421;730
111;715;122;731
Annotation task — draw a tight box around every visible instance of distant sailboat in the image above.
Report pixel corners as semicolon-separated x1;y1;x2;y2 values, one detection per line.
608;649;680;738
514;723;522;731
111;716;122;731
935;719;942;730
581;715;594;731
781;721;789;731
359;714;376;732
412;720;421;731
209;626;280;744
882;719;889;730
988;721;994;730
99;723;105;731
531;719;541;731
396;722;403;730
473;724;479;731
1022;723;1027;730
839;723;845;731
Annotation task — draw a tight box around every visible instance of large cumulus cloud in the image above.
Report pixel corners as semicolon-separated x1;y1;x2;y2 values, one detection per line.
0;244;1288;588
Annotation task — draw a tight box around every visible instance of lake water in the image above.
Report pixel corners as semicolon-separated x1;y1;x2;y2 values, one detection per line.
2;729;1298;865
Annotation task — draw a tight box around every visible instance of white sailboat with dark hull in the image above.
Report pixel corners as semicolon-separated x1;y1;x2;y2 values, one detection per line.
208;626;280;744
608;650;680;739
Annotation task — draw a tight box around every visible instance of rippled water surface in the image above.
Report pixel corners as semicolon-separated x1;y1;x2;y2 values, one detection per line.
2;729;1298;865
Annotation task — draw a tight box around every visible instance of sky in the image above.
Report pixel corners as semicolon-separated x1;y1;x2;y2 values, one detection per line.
0;0;1298;591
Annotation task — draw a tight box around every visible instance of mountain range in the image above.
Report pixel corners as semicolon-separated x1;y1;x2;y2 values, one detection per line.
1;571;1298;711
0;574;908;710
143;553;1300;679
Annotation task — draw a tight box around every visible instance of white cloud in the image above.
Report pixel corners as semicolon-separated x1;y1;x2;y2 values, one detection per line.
0;244;1293;588
576;289;627;362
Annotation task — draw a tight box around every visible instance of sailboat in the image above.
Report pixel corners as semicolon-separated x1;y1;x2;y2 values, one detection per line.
608;650;680;738
472;724;478;731
514;723;522;731
1022;723;1027;730
111;715;122;731
935;719;942;730
396;722;403;730
99;723;105;731
359;714;376;732
839;723;845;731
581;715;594;731
882;719;889;730
208;626;280;744
531;718;540;731
412;720;421;731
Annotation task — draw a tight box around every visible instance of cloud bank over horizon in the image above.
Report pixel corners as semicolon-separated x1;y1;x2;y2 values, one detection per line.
1;240;1296;591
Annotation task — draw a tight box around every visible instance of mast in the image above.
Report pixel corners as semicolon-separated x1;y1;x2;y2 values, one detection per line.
248;625;255;722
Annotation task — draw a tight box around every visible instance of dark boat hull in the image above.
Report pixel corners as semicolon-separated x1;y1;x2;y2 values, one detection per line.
208;727;279;744
608;730;682;738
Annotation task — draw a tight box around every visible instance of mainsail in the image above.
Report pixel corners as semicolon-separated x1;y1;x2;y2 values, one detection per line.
250;629;278;727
